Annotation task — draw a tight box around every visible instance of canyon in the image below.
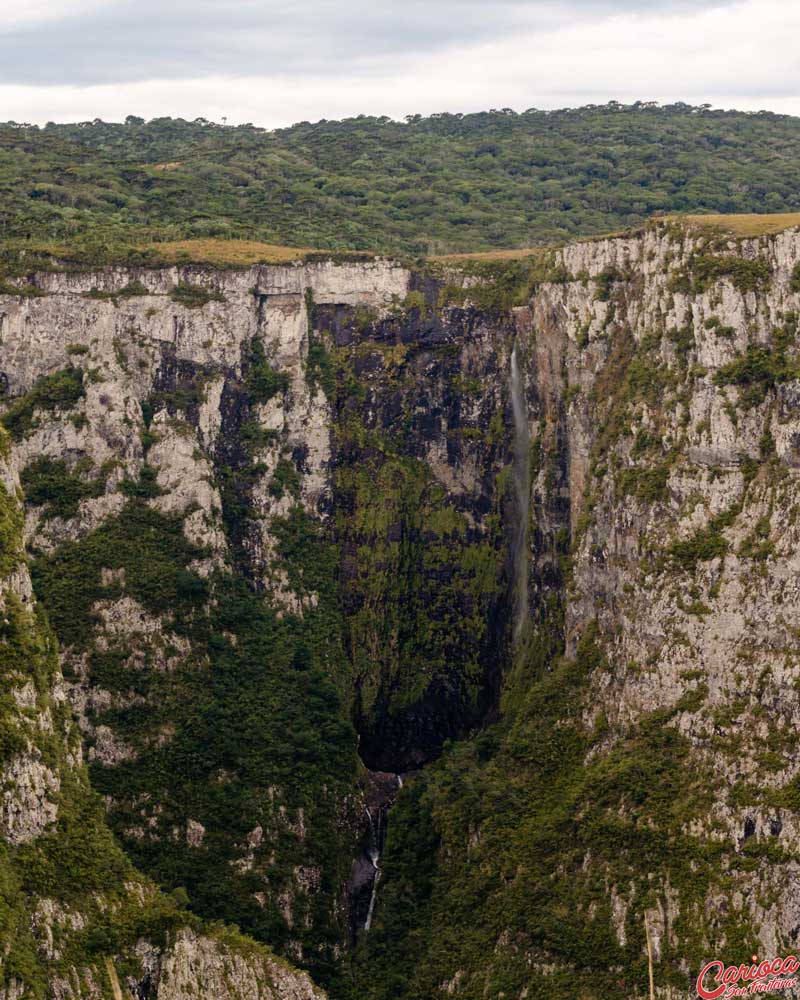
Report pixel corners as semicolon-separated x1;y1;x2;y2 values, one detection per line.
3;218;800;998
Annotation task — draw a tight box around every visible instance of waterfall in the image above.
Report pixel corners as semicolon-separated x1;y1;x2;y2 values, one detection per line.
363;806;381;931
364;851;381;931
510;345;530;643
358;776;403;934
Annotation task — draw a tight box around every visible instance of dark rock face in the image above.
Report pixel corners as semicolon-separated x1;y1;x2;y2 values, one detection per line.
324;301;526;771
0;257;573;988
10;227;800;997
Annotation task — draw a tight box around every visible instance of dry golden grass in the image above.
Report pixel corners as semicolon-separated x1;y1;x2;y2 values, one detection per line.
145;239;313;265
14;214;800;274
680;213;800;237
432;213;800;262
149;161;184;171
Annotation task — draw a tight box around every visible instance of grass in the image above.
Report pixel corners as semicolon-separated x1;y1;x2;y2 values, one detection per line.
4;214;800;275
680;213;800;236
433;213;800;263
0;237;352;273
144;238;312;265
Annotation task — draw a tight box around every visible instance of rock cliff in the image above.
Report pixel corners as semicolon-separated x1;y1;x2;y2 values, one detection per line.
0;419;325;998
3;220;800;997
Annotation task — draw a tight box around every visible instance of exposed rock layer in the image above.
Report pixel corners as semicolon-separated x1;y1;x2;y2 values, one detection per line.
4;223;800;996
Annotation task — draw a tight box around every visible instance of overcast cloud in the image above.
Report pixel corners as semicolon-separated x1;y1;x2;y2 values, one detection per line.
1;0;797;126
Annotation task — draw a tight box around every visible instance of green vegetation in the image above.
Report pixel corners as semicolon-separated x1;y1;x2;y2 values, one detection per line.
739;515;775;562
433;250;580;313
31;500;206;648
670;254;772;294
169;282;226;308
0;439;309;995
5;223;798;997
1;367;84;441
21;456;110;520
0;569;182;992
30;490;359;980
83;279;149;302
268;457;301;500
4;104;800;255
347;628;734;1000
0;479;23;578
703;316;736;339
0;280;44;297
595;265;626;301
667;511;733;570
305;292;336;399
339;454;501;732
329;322;508;762
245;337;289;402
616;461;672;503
715;343;800;407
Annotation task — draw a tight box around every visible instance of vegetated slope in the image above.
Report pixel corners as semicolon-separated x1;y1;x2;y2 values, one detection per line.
346;224;800;998
7;219;800;999
0;255;526;990
0;424;326;1000
4;102;800;253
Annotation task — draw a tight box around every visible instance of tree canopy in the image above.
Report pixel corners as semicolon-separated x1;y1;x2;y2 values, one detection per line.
2;102;800;254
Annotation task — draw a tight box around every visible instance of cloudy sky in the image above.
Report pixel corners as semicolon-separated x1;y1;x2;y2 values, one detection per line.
1;0;797;126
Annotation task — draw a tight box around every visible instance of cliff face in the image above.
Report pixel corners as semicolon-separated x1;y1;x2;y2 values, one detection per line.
0;421;325;999
360;225;800;1000
4;222;800;998
0;257;517;981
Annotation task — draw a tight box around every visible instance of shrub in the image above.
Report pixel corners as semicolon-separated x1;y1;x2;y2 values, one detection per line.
714;345;797;407
1;367;85;441
20;456;108;519
268;458;301;500
677;254;772;295
306;338;335;399
594;266;625;302
169;282;225;308
245;338;288;403
120;464;164;499
667;505;739;570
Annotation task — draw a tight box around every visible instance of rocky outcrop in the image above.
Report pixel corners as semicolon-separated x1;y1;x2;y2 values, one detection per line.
6;223;800;996
350;223;800;998
0;422;324;998
0;256;518;970
129;930;324;1000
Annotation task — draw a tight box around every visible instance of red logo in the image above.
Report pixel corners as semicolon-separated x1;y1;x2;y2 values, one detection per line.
697;955;800;997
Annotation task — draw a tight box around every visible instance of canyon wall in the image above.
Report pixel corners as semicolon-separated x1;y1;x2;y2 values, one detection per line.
0;423;325;999
3;221;800;997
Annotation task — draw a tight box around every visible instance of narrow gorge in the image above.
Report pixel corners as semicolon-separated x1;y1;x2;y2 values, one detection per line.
4;217;800;998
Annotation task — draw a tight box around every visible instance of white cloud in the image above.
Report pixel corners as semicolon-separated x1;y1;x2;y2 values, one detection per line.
0;0;796;125
0;0;115;32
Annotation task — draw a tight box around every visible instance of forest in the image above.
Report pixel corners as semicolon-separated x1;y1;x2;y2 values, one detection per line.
3;102;800;255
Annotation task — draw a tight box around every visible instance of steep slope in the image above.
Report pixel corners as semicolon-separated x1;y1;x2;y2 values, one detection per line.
0;422;325;998
0;261;407;981
0;256;526;986
352;224;800;998
5;219;800;998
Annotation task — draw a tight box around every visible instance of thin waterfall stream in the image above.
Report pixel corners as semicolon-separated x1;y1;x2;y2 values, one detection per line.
510;345;531;643
354;773;403;936
363;806;381;931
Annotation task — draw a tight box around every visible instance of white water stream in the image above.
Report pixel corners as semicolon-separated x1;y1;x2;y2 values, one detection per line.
510;346;531;643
